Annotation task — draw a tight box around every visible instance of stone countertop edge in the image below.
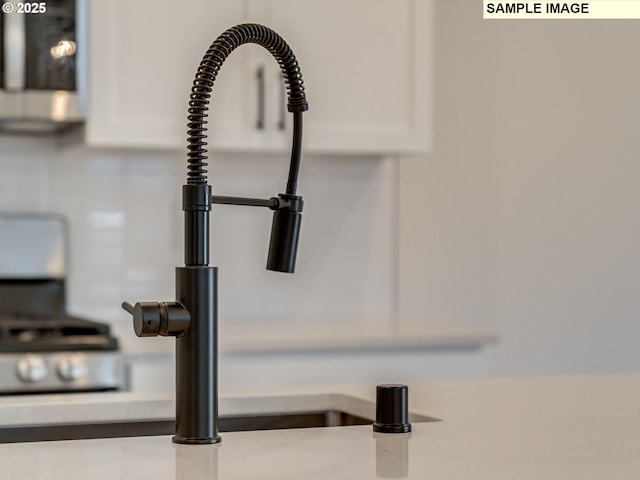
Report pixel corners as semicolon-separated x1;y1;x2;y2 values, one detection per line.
115;325;498;356
221;330;498;354
0;391;363;429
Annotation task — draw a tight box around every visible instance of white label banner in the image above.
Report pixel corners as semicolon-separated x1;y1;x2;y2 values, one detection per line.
484;1;640;19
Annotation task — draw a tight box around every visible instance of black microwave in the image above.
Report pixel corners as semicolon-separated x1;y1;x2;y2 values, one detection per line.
0;0;84;133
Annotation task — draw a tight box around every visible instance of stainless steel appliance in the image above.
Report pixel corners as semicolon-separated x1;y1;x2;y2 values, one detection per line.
0;0;85;133
0;213;120;394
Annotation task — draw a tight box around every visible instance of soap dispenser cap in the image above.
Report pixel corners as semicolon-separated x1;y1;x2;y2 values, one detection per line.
373;384;412;434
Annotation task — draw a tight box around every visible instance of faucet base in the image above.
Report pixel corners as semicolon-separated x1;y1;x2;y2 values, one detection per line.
172;435;222;445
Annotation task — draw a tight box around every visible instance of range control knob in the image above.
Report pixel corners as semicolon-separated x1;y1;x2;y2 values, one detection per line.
57;354;89;381
16;355;48;383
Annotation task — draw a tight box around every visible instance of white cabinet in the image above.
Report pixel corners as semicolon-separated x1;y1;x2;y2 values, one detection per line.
87;0;249;149
260;0;432;154
86;0;431;154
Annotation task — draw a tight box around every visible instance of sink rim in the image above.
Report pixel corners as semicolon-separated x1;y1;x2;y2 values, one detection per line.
0;405;438;444
0;391;438;429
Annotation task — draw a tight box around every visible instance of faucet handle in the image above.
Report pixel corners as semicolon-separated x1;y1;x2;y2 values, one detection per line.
122;301;190;337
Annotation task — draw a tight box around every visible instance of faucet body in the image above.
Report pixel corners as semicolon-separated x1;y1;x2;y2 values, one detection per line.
174;265;219;443
122;24;307;444
174;183;218;444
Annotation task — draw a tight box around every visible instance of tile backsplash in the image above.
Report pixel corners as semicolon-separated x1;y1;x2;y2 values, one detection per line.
0;137;397;351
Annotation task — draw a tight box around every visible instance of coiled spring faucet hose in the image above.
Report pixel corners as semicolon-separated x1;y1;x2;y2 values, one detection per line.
186;23;308;194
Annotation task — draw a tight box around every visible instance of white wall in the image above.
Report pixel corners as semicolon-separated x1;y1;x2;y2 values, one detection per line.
399;1;640;376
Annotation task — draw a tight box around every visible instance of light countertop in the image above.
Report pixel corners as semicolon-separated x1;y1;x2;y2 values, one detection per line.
1;373;639;479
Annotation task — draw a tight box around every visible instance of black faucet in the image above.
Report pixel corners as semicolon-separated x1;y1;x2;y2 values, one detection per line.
122;24;308;445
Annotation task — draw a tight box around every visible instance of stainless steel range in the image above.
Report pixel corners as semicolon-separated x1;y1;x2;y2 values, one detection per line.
0;213;121;394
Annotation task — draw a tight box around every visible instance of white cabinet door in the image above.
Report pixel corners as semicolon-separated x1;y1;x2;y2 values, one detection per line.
263;0;432;154
86;0;250;149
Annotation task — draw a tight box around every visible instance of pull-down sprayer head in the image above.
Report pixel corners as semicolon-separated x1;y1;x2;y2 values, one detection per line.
267;193;303;273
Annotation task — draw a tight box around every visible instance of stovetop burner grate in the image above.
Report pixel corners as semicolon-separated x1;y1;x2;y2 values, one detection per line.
0;315;119;353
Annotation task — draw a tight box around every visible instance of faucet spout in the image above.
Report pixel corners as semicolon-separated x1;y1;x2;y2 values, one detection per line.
123;23;308;445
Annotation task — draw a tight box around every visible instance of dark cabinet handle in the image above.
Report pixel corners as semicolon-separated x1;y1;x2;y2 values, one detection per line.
256;66;265;130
